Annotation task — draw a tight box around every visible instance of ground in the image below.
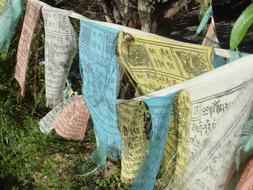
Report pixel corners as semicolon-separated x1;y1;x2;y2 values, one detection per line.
0;0;252;189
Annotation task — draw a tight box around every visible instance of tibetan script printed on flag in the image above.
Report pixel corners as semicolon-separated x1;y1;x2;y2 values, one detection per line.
160;90;192;184
54;96;90;141
117;101;148;184
164;55;253;190
117;31;214;94
42;7;77;107
15;0;41;96
118;94;175;190
118;31;213;186
39;95;89;141
134;95;175;190
79;20;121;161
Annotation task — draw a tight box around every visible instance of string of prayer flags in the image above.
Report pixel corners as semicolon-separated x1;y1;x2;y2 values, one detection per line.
235;158;253;190
3;0;253;188
118;94;176;190
15;0;41;96
0;0;24;52
133;95;175;190
54;96;90;141
117;31;214;94
117;30;214;186
42;7;77;108
164;55;253;190
79;20;121;164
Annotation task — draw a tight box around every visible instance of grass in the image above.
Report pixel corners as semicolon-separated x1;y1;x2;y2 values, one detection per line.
0;3;124;189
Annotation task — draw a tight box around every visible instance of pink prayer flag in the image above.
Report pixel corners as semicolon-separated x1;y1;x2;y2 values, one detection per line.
236;159;253;190
15;0;41;96
54;96;90;141
202;17;219;47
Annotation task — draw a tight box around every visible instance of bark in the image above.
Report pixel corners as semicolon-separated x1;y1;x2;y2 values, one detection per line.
98;0;192;33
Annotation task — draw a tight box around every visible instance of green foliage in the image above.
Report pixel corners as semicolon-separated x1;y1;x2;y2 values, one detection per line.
230;3;253;50
95;172;127;190
0;50;98;188
0;12;125;189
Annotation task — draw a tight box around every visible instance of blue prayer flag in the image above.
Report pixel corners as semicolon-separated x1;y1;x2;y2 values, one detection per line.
130;94;176;190
0;0;23;53
79;20;121;164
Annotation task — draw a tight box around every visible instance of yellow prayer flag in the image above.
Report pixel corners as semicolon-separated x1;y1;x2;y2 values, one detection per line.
117;101;149;183
118;32;213;185
0;0;7;13
117;31;214;94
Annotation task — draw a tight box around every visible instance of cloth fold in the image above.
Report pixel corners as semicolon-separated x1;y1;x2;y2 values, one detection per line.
15;0;41;96
117;94;176;190
42;7;77;107
54;96;90;141
79;20;121;164
39;95;89;141
117;31;214;94
117;30;214;186
0;0;24;52
163;55;253;190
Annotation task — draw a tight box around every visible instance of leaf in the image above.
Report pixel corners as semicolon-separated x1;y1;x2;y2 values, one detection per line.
230;3;253;50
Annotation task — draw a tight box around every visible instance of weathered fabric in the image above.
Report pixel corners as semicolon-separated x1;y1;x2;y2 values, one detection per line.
162;55;253;190
0;0;23;52
42;7;77;108
39;101;65;134
213;55;226;68
134;95;175;190
117;31;214;94
0;0;7;13
196;5;212;36
235;159;253;190
54;96;90;141
39;95;89;141
117;101;148;184
118;94;175;190
202;17;219;47
15;0;41;96
241;113;253;153
117;31;214;186
232;112;253;172
79;20;121;163
160;90;192;185
201;17;226;69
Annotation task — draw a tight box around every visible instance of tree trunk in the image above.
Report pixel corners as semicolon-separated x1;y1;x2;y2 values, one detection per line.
98;0;192;33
